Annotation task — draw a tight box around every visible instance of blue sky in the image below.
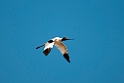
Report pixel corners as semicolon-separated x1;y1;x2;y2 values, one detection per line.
0;0;124;83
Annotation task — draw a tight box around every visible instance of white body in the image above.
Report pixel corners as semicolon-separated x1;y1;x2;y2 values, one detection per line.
36;37;72;62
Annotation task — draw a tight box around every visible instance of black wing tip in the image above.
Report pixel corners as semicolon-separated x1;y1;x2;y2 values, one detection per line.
63;53;70;63
67;59;71;63
68;60;71;63
43;48;52;56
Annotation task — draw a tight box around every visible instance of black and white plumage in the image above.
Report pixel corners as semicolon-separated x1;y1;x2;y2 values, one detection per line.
36;37;73;63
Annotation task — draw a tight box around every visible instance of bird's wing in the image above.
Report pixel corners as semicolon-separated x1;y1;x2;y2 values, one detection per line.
54;42;70;62
43;42;54;56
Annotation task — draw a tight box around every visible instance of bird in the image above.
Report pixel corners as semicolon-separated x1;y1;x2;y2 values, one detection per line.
36;37;74;63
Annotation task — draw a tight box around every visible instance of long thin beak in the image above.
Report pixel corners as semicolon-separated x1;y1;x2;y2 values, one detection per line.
62;38;74;41
68;38;74;40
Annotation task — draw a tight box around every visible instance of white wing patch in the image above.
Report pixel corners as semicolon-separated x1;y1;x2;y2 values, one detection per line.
44;42;54;50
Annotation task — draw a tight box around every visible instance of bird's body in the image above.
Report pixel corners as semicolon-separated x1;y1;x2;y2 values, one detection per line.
36;37;73;63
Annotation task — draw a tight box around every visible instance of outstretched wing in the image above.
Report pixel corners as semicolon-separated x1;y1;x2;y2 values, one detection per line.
54;42;70;62
43;42;54;56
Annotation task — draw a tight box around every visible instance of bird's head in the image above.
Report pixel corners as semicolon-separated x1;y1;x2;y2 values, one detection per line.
62;37;74;41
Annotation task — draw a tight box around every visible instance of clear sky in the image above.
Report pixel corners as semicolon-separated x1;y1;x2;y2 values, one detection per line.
0;0;124;83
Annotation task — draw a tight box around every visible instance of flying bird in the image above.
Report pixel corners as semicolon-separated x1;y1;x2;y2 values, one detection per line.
36;37;74;63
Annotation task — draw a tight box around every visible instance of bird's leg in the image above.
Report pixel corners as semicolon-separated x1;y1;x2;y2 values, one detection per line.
36;44;44;49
